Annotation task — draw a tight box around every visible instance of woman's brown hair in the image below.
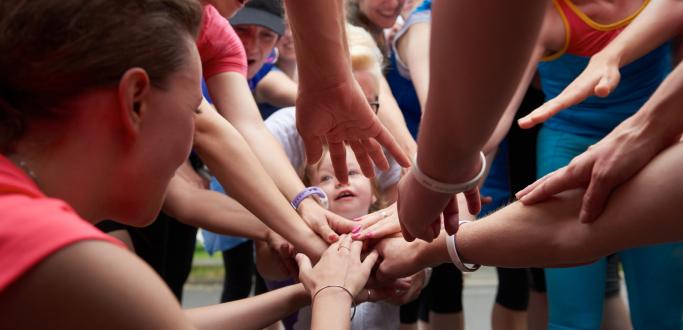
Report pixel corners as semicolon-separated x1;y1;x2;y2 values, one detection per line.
0;0;203;151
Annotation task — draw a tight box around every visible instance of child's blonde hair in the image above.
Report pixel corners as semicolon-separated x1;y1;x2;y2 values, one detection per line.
347;23;384;86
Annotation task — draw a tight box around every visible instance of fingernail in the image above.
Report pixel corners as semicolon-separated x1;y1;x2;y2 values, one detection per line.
352;225;362;234
329;234;338;242
366;231;374;239
352;233;361;240
353;217;362;221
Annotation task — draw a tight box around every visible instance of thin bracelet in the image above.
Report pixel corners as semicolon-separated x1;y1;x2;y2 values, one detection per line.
411;152;486;194
312;285;357;320
446;221;480;272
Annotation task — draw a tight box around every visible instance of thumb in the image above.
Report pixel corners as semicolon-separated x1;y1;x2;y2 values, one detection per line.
595;69;620;98
327;211;360;235
295;253;313;276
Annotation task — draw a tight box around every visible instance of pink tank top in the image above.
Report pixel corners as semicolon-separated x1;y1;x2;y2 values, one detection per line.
0;155;124;292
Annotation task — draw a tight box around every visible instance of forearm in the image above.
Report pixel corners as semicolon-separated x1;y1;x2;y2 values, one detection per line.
310;290;353;330
457;142;683;267
636;60;683;140
164;187;270;241
284;0;351;88
208;73;308;200
186;284;309;330
193;108;327;258
255;71;298;107
606;0;683;68
418;0;546;182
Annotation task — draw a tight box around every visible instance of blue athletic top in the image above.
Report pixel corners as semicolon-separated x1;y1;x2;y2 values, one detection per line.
416;0;431;12
538;46;671;139
386;53;422;138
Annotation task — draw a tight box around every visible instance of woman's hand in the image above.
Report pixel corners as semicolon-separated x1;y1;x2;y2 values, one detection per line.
516;110;680;223
351;203;402;240
298;199;361;243
296;79;411;183
296;235;379;299
518;51;621;129
386;270;428;305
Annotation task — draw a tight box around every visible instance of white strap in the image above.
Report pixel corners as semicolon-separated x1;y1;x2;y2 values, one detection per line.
446;221;480;272
412;152;486;194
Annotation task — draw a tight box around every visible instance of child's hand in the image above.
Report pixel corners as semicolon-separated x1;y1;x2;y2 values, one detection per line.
296;235;378;299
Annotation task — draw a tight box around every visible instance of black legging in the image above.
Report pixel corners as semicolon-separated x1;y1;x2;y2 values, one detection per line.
220;240;267;302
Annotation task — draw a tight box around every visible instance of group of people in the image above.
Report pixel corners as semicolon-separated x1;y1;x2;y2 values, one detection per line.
1;0;682;330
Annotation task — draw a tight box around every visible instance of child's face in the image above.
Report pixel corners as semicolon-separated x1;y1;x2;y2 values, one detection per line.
234;24;279;78
308;149;375;220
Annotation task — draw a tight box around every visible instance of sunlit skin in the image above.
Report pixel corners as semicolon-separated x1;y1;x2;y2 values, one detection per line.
235;24;280;78
358;0;406;29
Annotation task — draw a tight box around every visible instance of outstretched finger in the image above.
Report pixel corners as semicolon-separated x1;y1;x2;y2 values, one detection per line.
302;135;324;166
313;218;341;243
329;140;349;184
463;187;481;215
518;79;594;129
374;124;411;168
443;196;460;235
579;170;615;223
519;166;584;205
354;218;400;240
594;68;620;98
349;139;376;178
515;170;555;199
295;253;313;276
362;138;390;171
327;211;362;235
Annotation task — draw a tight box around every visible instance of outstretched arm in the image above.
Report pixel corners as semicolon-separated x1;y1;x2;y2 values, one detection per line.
283;0;410;183
519;0;683;128
375;141;683;280
192;105;328;260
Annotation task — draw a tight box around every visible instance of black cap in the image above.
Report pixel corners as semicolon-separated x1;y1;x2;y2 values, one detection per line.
229;0;284;35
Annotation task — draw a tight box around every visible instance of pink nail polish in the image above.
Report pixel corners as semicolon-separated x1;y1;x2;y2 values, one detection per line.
352;233;361;240
352;225;362;234
329;234;338;242
366;232;374;239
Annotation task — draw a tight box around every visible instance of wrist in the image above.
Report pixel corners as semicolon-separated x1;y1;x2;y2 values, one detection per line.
418;232;450;267
417;150;484;185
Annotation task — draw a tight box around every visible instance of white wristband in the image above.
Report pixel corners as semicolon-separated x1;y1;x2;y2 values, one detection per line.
411;152;486;194
446;221;480;272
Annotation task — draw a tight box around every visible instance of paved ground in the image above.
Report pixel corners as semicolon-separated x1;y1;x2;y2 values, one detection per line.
183;267;502;330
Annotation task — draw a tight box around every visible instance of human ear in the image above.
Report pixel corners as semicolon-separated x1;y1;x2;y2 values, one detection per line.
117;68;151;139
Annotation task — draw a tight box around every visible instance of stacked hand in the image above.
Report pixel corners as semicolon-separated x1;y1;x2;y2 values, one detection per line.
297;235;387;302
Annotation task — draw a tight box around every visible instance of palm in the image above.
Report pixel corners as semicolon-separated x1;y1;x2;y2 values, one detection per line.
296;79;410;183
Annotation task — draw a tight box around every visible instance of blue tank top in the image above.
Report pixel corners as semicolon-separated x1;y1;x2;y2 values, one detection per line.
538;43;671;139
386;53;422;138
416;0;431;12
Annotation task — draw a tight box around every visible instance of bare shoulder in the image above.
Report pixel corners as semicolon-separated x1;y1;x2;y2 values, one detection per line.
0;240;193;330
